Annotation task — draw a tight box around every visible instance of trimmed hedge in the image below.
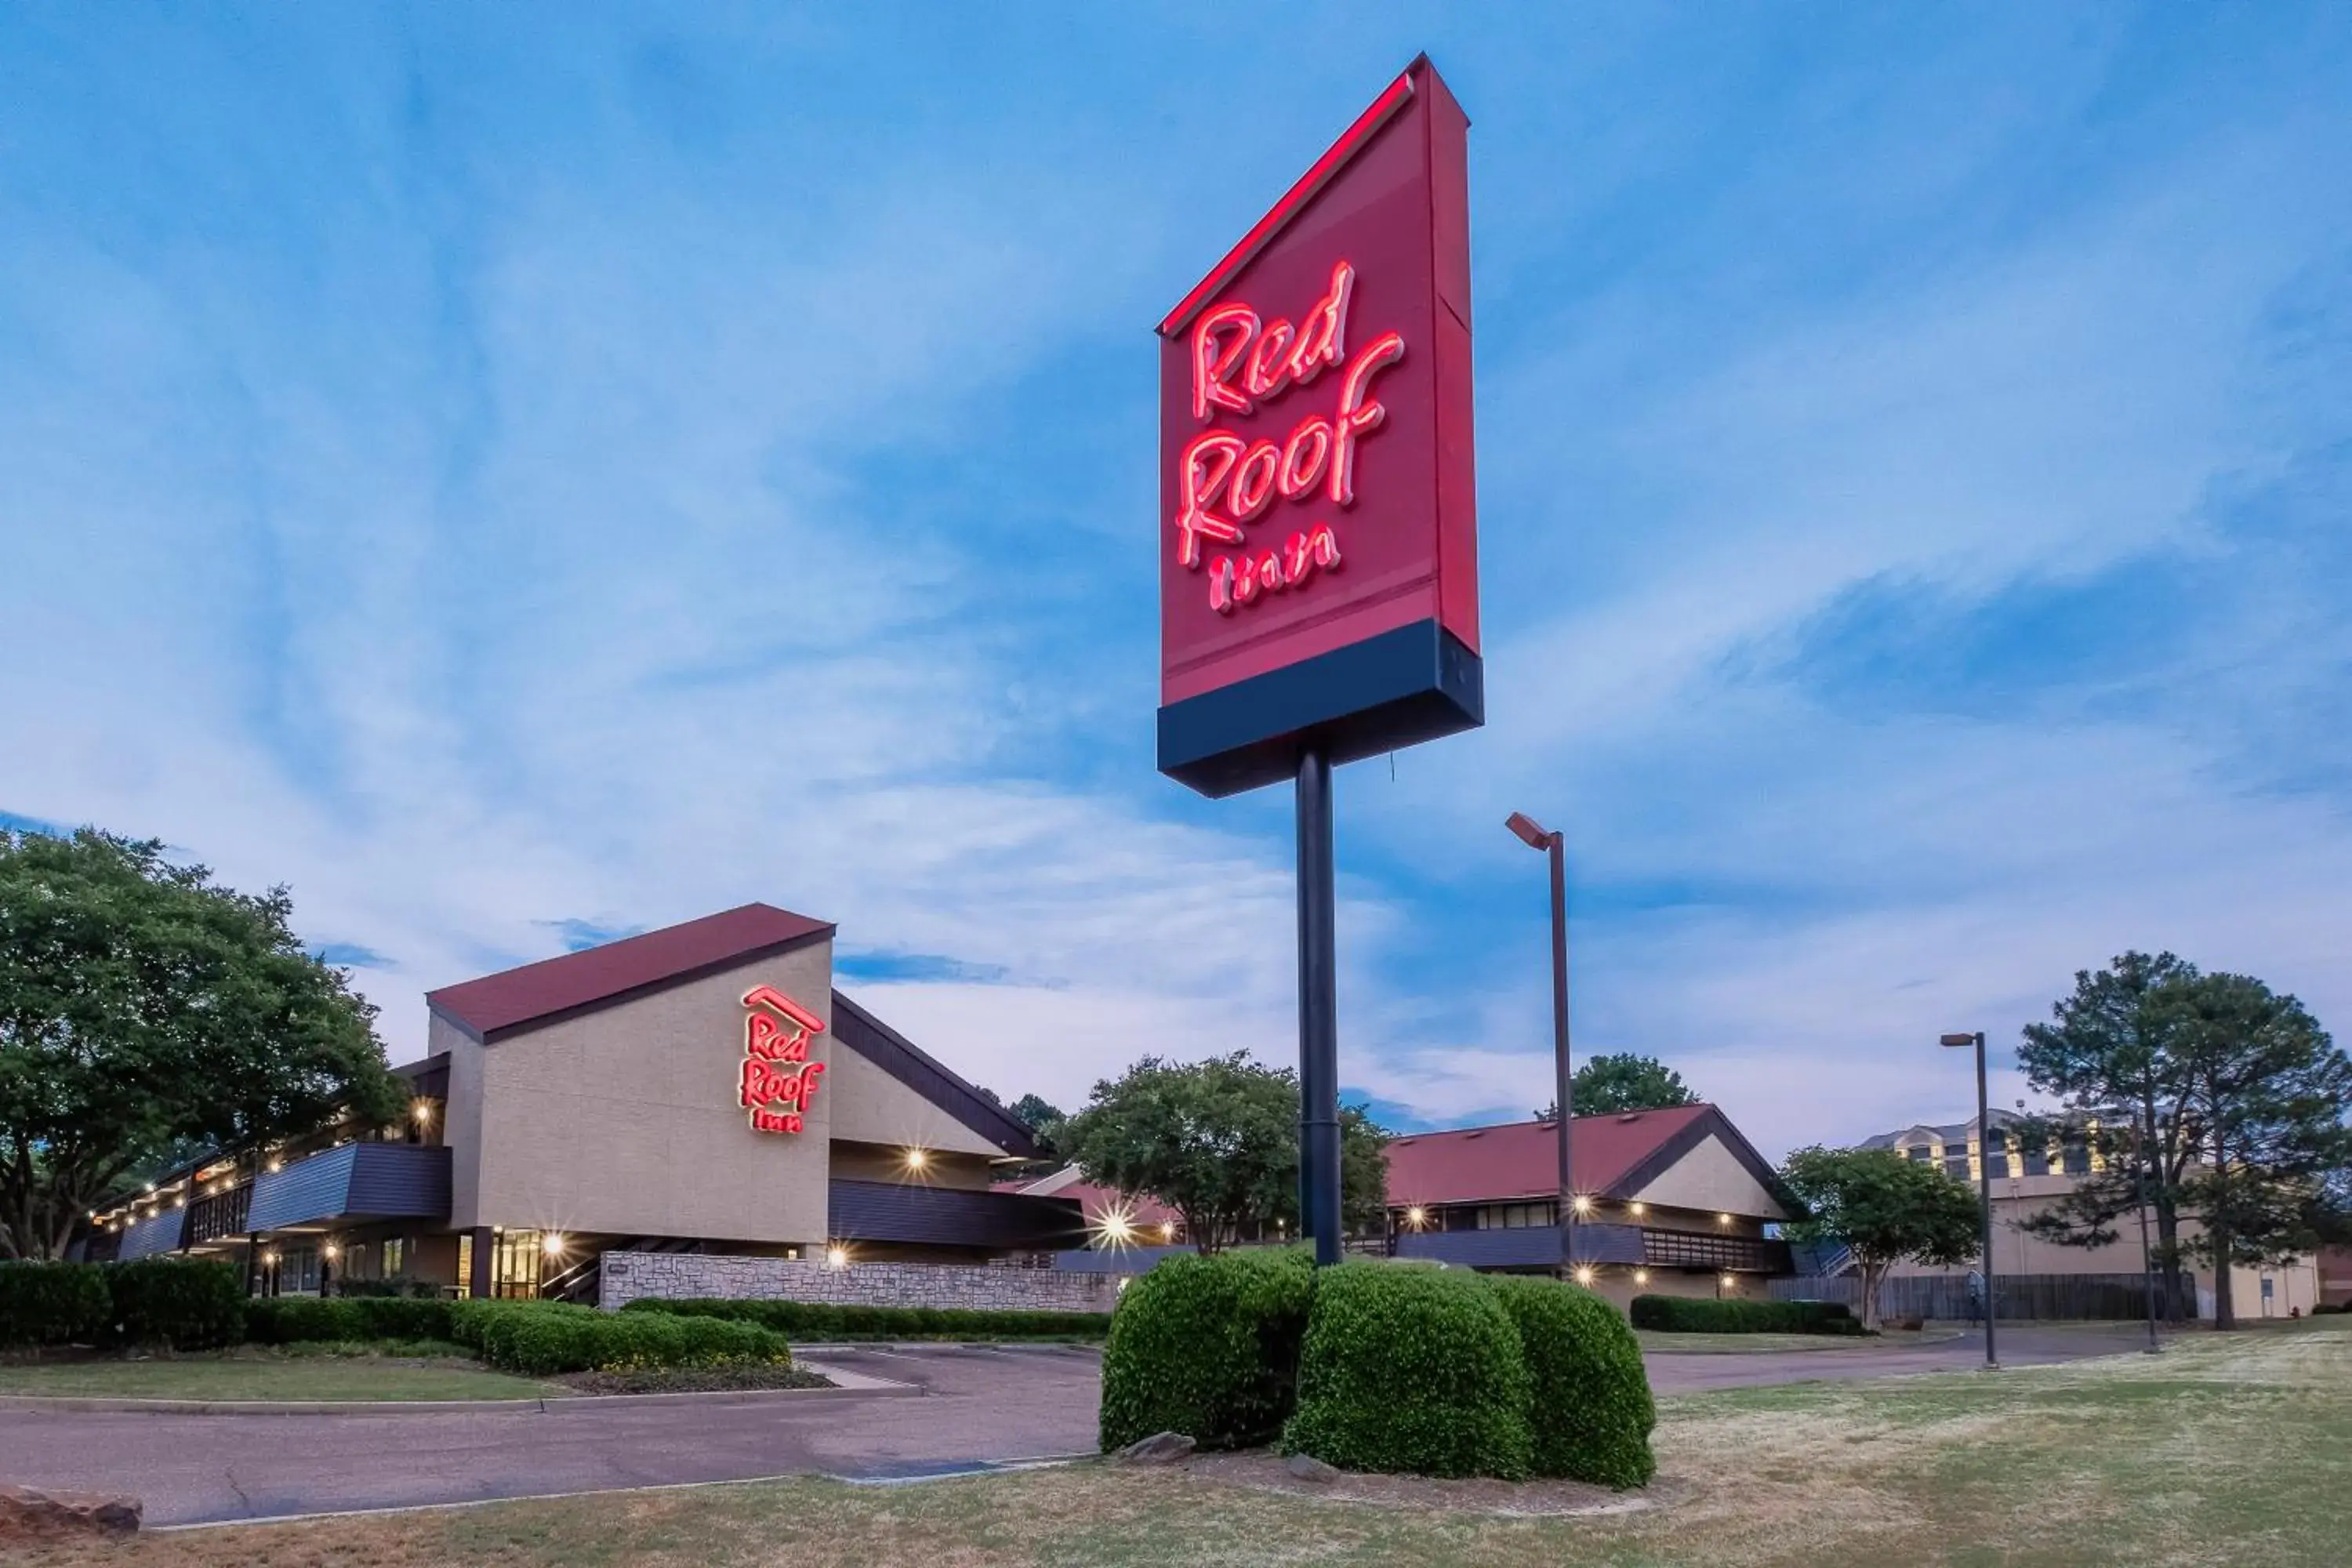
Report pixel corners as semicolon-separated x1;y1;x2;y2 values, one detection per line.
1489;1277;1656;1487
624;1298;1114;1342
0;1262;113;1348
103;1258;245;1349
1282;1263;1534;1480
449;1299;793;1376
245;1295;457;1345
1098;1247;1315;1453
1630;1295;1861;1335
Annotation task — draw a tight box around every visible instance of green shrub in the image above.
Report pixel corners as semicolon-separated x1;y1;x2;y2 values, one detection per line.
244;1297;365;1345
1282;1263;1533;1479
448;1300;793;1375
0;1262;112;1348
1488;1277;1656;1487
103;1258;245;1349
1098;1247;1315;1454
621;1297;1115;1342
1629;1295;1859;1334
345;1296;456;1341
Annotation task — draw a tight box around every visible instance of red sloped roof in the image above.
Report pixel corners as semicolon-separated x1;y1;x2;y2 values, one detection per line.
427;902;834;1040
1382;1104;1720;1206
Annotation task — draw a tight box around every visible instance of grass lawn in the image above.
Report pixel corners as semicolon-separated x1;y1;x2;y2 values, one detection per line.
1634;1324;1965;1354
0;1344;564;1403
23;1318;2344;1566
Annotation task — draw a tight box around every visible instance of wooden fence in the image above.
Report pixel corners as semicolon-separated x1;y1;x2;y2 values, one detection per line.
1769;1272;2177;1321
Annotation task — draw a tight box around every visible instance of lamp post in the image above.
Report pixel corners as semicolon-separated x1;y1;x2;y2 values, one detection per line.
1940;1030;1998;1370
1508;811;1573;1276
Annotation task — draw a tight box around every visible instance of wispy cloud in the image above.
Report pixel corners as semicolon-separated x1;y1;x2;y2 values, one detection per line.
1;8;2347;1159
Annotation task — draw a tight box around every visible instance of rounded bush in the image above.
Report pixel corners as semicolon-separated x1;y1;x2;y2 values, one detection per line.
244;1297;364;1345
103;1258;245;1350
0;1262;112;1348
1488;1277;1656;1487
1098;1247;1315;1453
1280;1263;1534;1479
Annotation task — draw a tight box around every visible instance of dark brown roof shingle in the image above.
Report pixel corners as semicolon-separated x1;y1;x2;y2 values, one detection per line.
426;902;833;1040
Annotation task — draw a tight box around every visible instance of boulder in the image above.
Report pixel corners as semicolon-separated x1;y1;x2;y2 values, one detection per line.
1115;1431;1197;1465
1284;1453;1341;1484
0;1484;142;1540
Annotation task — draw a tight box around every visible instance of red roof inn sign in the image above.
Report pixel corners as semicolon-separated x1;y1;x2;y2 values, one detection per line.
739;985;826;1134
1157;56;1481;797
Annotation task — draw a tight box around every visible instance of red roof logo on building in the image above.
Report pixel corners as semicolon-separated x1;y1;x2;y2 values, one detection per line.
739;985;826;1135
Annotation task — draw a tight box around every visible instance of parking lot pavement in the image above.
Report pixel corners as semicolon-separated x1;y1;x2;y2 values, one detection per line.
0;1345;1106;1527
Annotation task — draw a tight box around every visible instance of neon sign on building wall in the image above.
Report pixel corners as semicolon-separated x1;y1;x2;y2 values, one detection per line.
739;985;826;1134
1175;260;1405;615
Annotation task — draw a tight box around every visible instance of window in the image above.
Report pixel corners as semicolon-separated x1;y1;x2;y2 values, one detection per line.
1906;1146;1932;1163
383;1237;406;1278
1985;1142;2011;1179
2062;1141;2090;1176
2024;1147;2050;1177
456;1232;474;1298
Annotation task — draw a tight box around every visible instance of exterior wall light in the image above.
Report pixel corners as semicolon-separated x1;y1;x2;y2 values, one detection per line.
1405;1205;1428;1229
413;1100;433;1124
267;1160;282;1174
323;1243;339;1261
1721;1272;1737;1290
1573;1265;1597;1287
903;1147;928;1172
1634;1269;1649;1286
1572;1194;1593;1216
542;1232;566;1258
1630;1202;1646;1218
1716;1212;1731;1225
263;1250;280;1266
826;1244;851;1270
1159;1222;1176;1242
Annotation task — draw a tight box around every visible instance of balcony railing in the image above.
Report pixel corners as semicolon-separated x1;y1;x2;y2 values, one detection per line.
1641;1229;1792;1274
187;1182;252;1245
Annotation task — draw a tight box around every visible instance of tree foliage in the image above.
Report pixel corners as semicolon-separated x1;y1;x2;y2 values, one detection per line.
1058;1053;1388;1252
2016;953;2352;1328
0;829;402;1258
1535;1053;1700;1121
1007;1093;1066;1160
1779;1145;1981;1328
2161;972;2352;1327
2014;951;2202;1319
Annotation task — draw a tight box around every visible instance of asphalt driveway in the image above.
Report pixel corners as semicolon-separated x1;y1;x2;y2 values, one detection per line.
0;1327;2167;1527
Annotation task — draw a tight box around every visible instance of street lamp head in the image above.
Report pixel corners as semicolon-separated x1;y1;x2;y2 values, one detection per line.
1940;1033;1979;1048
1504;811;1552;851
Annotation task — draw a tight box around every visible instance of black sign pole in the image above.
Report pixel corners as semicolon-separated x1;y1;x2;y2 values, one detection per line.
1297;742;1342;1266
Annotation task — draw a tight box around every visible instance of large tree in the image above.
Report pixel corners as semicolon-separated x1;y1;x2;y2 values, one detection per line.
1779;1145;1983;1330
1536;1052;1700;1121
1057;1052;1388;1253
2160;973;2352;1330
2014;952;2203;1320
1007;1093;1067;1161
0;829;402;1259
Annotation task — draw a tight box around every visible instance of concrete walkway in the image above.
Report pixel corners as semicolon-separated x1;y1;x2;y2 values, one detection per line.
0;1327;2167;1527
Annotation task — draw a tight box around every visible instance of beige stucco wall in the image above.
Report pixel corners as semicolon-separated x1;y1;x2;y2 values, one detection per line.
1628;1135;1789;1223
448;938;837;1247
824;1033;1006;1160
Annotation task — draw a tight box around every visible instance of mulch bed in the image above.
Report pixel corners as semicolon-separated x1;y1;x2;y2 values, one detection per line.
1178;1450;1685;1518
552;1364;836;1396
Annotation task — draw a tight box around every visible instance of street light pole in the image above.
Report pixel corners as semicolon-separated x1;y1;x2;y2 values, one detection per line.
1941;1029;1998;1370
1508;812;1573;1276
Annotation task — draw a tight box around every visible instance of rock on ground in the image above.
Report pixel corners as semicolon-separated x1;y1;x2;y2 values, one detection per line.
1116;1432;1198;1464
0;1483;142;1541
1284;1453;1341;1483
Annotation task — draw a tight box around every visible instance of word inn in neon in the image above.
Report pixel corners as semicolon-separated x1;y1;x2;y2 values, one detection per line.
739;984;827;1134
1174;260;1405;615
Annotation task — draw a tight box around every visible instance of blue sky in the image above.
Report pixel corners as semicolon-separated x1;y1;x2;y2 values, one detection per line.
4;5;2348;1154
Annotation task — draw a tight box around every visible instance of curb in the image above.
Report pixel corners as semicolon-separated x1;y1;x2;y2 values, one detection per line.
0;1369;920;1417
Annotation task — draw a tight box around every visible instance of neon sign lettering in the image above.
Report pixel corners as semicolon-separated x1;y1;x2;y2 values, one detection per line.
1174;260;1403;613
739;984;827;1134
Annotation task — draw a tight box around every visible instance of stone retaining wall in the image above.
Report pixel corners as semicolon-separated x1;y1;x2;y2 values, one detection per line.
599;1252;1120;1314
